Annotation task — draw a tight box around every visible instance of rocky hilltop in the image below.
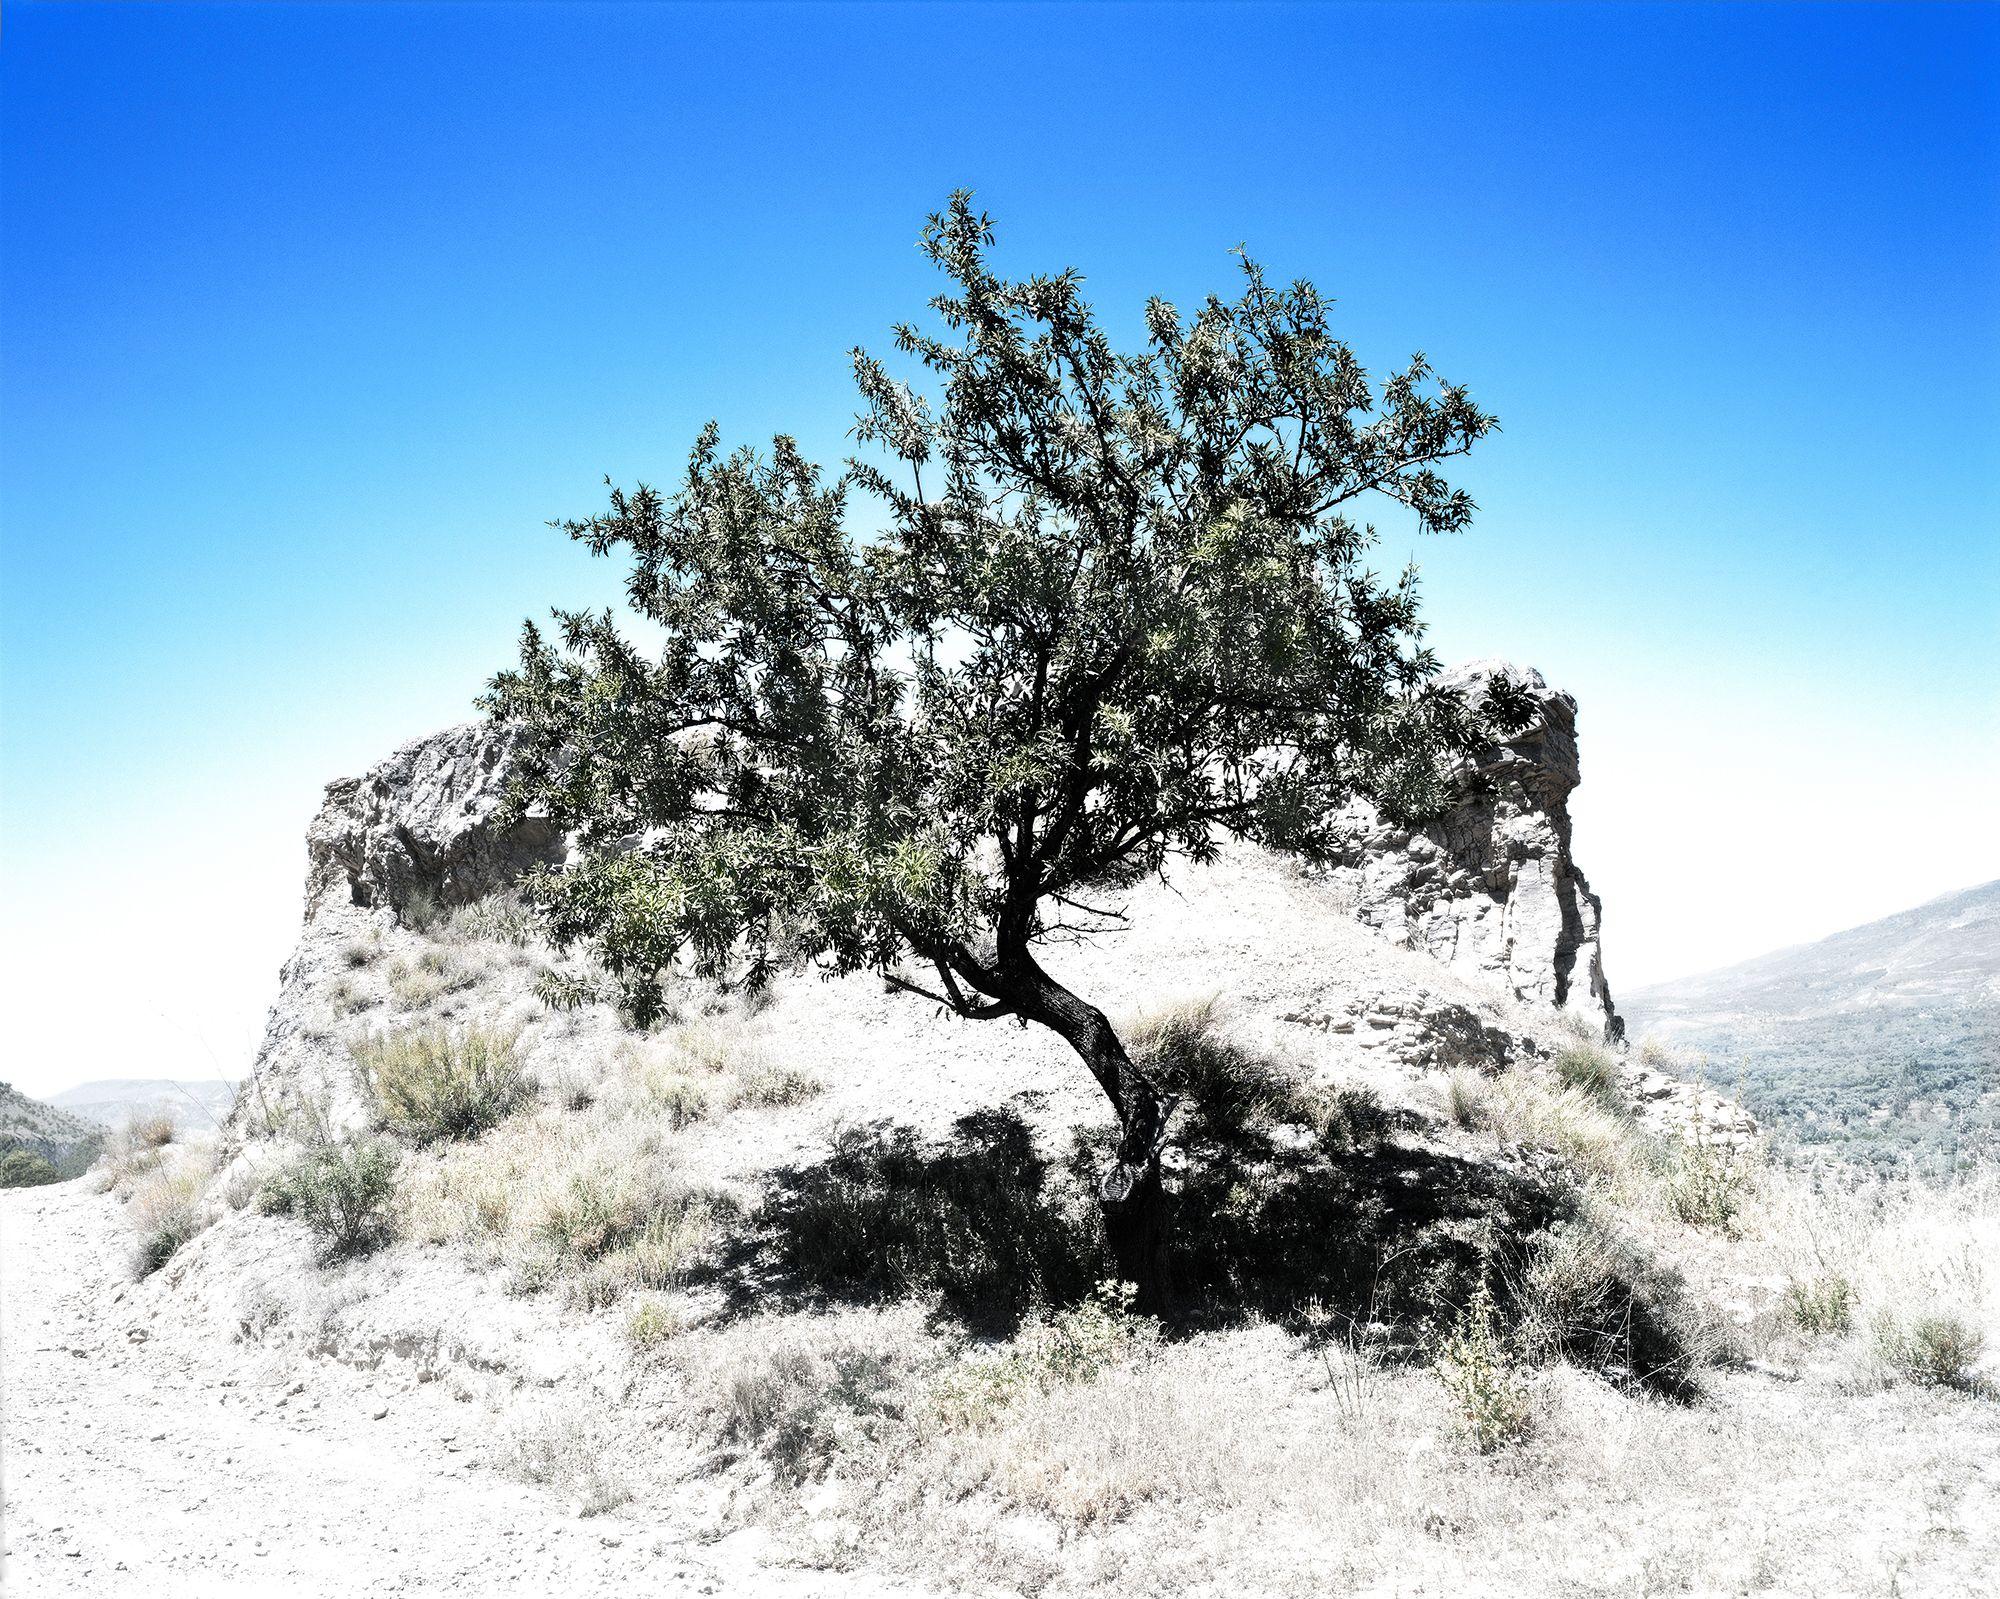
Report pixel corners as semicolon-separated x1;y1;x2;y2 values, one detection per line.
231;660;1645;1152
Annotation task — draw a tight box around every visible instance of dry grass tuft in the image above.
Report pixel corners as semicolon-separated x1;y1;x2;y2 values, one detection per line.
128;1145;216;1276
498;1401;631;1515
359;1025;530;1144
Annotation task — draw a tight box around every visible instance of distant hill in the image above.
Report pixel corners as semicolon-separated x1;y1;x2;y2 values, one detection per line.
0;1081;103;1179
1623;881;2000;1173
50;1077;239;1135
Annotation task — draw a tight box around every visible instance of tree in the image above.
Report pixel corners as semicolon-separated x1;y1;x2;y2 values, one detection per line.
486;194;1524;1305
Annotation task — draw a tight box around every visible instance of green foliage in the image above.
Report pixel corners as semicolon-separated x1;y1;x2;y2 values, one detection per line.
0;1147;60;1188
930;1281;1154;1427
1784;1271;1855;1335
359;1026;529;1144
1872;1309;1986;1390
261;1136;400;1257
1659;1136;1753;1231
1434;1282;1532;1453
484;195;1517;1030
1552;1045;1618;1100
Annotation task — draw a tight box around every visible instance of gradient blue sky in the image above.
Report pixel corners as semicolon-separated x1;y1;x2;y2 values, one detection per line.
4;2;1996;1097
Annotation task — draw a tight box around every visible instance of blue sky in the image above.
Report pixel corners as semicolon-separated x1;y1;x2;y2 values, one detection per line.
4;1;1996;1096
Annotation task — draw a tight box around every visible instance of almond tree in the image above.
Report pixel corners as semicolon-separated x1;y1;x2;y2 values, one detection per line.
486;194;1520;1304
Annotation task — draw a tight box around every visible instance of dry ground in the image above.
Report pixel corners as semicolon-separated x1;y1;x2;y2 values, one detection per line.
0;1177;933;1599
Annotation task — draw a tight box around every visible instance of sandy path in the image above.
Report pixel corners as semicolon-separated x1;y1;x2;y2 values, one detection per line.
0;1180;877;1599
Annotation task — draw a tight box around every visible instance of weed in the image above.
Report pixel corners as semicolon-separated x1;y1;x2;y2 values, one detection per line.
1434;1281;1532;1453
1785;1271;1856;1335
1872;1310;1986;1390
360;1026;529;1144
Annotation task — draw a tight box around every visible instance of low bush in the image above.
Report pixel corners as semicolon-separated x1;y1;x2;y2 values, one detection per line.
627;1294;682;1349
360;1026;529;1144
1658;1135;1753;1231
0;1148;61;1188
260;1135;400;1257
499;1403;631;1515
1508;1213;1723;1396
1433;1282;1532;1453
1785;1271;1855;1335
1872;1309;1986;1390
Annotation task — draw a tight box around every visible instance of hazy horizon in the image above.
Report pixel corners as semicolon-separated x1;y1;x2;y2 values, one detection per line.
5;1;1996;1098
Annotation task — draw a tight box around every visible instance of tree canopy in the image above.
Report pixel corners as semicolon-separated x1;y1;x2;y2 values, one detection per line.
487;194;1521;1296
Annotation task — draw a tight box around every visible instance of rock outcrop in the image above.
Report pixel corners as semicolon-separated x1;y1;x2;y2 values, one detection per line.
1315;660;1621;1042
305;722;565;918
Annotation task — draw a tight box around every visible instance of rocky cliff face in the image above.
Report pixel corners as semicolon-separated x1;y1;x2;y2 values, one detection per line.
1315;660;1620;1041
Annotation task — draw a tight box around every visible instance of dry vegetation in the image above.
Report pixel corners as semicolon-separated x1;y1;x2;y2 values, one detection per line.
195;903;1998;1592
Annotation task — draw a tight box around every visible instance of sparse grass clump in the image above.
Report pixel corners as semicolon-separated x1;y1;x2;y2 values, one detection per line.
130;1111;177;1150
441;893;538;947
399;887;444;934
128;1149;215;1276
931;1282;1155;1429
386;949;476;1010
730;1059;822;1110
1785;1271;1856;1335
260;1134;400;1257
1552;1044;1618;1100
403;1100;732;1305
360;1025;529;1144
1872;1309;1986;1390
1433;1283;1531;1453
499;1403;631;1515
1444;1068;1489;1130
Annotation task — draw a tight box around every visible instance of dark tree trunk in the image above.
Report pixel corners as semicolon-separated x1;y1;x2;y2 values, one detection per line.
998;950;1172;1312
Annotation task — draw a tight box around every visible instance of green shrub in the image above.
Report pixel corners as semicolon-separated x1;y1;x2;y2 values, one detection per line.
626;1295;682;1349
1434;1282;1532;1453
0;1148;61;1188
1660;1136;1752;1231
360;1026;529;1144
1784;1272;1855;1335
1873;1310;1986;1389
1552;1045;1618;1100
261;1136;400;1257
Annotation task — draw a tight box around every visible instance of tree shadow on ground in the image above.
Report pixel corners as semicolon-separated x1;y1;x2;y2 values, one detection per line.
709;1093;1713;1400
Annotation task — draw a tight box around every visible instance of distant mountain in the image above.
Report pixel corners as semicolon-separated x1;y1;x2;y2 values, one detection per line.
50;1077;239;1135
1623;881;2000;1173
0;1081;103;1179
